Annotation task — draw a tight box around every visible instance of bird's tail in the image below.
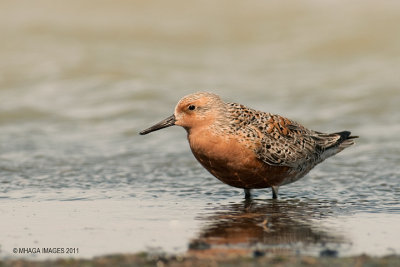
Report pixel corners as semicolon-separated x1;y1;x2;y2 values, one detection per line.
333;131;358;151
315;131;358;160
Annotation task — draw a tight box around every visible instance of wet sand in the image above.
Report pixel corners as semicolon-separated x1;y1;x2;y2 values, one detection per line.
1;199;399;260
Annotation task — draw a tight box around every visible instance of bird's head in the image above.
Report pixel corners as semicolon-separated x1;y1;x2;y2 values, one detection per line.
139;92;225;135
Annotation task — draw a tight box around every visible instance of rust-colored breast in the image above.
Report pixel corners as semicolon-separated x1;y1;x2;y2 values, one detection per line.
188;130;294;189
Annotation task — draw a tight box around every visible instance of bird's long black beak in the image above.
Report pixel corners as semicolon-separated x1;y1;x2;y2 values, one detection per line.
139;114;176;135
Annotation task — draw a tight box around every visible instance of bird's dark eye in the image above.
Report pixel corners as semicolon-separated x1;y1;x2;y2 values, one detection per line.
188;105;196;111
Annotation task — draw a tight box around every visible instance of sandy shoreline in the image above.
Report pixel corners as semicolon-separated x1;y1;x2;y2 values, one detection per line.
1;253;399;267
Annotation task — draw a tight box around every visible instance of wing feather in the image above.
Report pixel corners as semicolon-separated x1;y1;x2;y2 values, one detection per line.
227;103;334;168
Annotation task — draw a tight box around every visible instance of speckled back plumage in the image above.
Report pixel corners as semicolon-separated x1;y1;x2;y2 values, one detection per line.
224;102;356;184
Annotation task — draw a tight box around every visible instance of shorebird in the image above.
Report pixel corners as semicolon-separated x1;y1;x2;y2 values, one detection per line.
140;92;357;199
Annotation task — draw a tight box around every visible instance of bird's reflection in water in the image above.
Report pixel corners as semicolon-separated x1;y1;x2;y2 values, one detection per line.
189;198;349;257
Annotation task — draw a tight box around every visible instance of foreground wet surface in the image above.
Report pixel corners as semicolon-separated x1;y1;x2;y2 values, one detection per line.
190;199;400;258
1;196;399;259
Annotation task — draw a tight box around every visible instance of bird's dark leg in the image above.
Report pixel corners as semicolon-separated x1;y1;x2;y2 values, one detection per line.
271;186;279;199
244;189;251;199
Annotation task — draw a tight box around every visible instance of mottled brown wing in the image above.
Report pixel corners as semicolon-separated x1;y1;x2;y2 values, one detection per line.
226;102;354;169
252;114;324;168
226;103;341;168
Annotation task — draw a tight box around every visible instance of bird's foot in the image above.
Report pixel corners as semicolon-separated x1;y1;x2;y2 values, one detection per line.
272;186;279;199
244;189;251;199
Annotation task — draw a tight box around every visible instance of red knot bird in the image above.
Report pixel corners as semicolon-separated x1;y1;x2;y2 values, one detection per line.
140;92;358;199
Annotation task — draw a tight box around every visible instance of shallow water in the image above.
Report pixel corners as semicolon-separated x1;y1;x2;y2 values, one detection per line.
0;0;400;259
